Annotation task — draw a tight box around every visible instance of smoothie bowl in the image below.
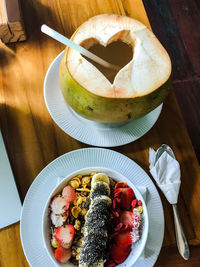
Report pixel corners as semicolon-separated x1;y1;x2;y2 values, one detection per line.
42;167;149;266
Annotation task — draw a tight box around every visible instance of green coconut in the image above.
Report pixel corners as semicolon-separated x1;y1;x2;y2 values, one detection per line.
59;14;171;123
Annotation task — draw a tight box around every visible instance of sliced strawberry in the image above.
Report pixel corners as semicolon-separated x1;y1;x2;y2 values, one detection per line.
55;246;72;263
50;196;70;214
50;209;69;227
115;230;133;246
50;196;70;227
55;225;75;248
119;211;134;229
112;198;120;210
110;244;131;264
62;186;76;203
114;187;134;209
115;182;128;189
138;200;142;206
111;210;119;218
106;258;116;267
119;211;141;229
114;223;123;232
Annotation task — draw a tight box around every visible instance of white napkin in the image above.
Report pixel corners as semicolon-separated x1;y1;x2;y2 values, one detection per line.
149;148;181;204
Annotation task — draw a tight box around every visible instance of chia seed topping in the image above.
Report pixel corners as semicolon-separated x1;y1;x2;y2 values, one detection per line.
90;183;110;199
79;184;111;266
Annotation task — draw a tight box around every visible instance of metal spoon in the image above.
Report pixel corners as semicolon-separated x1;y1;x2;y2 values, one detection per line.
155;144;190;260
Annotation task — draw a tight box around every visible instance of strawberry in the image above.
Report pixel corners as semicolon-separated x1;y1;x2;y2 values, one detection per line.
55;246;72;263
114;187;134;209
138;200;142;206
115;230;133;246
50;196;70;214
112;198;120;210
110;244;131;264
114;223;123;231
106;258;116;267
50;209;69;227
115;182;128;189
62;186;76;203
119;211;134;229
50;196;70;227
131;199;137;209
119;211;141;230
55;225;75;248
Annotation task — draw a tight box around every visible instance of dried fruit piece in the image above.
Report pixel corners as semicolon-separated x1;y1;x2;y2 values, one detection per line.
131;199;137;208
55;225;75;248
62;186;77;203
55;247;72;263
71;206;81;218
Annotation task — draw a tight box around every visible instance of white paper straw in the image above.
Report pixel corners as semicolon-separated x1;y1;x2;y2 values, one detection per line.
41;24;120;70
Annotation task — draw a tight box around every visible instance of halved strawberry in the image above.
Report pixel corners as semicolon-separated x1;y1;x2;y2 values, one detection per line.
115;182;128;189
119;211;140;229
114;187;134;209
62;186;76;203
50;196;70;214
55;246;72;263
119;211;134;229
106;258;116;267
112;198;120;210
115;230;133;246
110;244;131;264
50;209;69;227
50;196;70;227
55;225;75;248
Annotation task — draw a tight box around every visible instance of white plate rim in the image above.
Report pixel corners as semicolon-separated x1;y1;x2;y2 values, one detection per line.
20;147;164;267
44;51;163;147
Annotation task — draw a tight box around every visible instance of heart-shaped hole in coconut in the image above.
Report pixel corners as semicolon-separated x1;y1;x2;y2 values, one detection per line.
82;40;133;83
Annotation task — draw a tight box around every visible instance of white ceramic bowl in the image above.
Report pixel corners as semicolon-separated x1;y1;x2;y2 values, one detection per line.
42;167;149;266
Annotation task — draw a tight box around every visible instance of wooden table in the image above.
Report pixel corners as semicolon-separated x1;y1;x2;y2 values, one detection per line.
0;0;199;266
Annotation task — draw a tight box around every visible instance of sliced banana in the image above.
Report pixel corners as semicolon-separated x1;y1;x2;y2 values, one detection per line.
91;195;112;206
90;181;110;199
91;173;110;187
79;260;104;267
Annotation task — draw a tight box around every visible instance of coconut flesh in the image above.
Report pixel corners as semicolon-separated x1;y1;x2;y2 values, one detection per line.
59;14;172;122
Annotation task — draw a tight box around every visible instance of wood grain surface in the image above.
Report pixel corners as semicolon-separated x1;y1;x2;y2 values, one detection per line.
143;0;200;163
0;0;199;266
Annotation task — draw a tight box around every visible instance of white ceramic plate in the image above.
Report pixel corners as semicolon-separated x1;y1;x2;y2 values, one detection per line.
42;167;149;267
20;148;164;267
44;52;163;147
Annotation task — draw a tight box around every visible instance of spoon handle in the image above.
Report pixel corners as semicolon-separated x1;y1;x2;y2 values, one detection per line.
172;204;190;260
